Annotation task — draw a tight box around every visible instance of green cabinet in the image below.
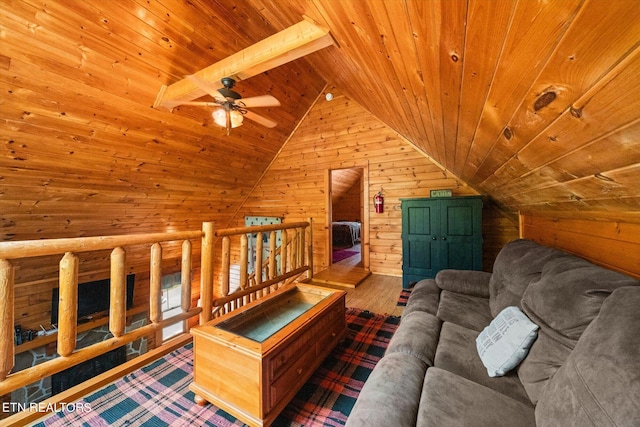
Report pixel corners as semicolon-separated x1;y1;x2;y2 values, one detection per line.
401;196;483;288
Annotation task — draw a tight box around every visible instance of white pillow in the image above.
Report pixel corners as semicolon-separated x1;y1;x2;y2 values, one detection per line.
476;306;539;377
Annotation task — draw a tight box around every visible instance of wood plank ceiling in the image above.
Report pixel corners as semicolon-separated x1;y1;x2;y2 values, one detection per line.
2;0;640;242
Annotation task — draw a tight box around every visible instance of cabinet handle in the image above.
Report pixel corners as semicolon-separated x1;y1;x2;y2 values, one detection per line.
432;236;437;240
441;237;447;240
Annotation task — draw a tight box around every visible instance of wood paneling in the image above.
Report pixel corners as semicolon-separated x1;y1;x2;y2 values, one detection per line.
2;1;639;333
332;168;362;222
252;0;640;214
520;211;640;279
233;90;515;277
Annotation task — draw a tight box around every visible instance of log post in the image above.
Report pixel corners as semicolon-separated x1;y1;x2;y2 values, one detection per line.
221;236;230;296
239;234;248;290
307;218;314;280
109;247;126;337
293;229;299;268
281;229;288;275
299;227;306;269
0;259;15;381
181;240;192;313
58;252;79;357
150;243;162;324
255;232;263;298
269;231;277;279
200;222;214;325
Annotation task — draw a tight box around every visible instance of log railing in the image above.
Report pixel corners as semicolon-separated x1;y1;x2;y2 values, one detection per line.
0;222;215;397
212;219;313;317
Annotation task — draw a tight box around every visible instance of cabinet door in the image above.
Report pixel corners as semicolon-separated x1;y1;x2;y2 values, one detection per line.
402;200;440;286
440;198;483;271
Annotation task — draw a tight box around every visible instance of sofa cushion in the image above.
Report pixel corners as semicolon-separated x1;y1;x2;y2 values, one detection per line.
418;368;536;427
385;311;441;366
476;306;539;377
435;269;492;298
402;278;440;317
434;322;531;404
521;255;639;346
345;352;428;427
535;286;640;427
516;329;572;404
436;290;492;332
489;239;563;317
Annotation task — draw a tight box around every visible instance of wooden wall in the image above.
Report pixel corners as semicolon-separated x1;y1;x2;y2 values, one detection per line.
231;89;516;276
521;211;640;279
332;172;362;222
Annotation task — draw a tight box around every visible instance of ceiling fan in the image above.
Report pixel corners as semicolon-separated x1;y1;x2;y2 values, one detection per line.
175;75;281;135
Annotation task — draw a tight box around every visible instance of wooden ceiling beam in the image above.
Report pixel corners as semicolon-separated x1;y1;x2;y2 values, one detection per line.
153;18;335;109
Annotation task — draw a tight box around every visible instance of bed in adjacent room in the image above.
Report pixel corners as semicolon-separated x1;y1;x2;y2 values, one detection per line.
332;221;361;248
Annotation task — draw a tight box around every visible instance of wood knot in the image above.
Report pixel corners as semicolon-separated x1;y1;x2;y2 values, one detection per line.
451;53;459;62
534;91;556;111
503;127;513;140
570;106;583;118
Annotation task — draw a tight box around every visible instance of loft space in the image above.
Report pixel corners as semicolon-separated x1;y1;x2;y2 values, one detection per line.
1;0;639;248
1;2;640;425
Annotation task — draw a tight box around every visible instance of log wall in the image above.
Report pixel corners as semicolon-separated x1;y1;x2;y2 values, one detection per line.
234;90;518;276
332;175;362;222
520;211;640;279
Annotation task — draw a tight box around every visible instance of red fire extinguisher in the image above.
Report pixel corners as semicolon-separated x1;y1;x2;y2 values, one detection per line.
374;192;384;213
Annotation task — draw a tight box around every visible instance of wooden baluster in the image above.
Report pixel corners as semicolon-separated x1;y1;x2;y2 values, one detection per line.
58;252;78;357
221;236;230;297
181;240;192;313
200;222;214;325
255;231;263;299
299;227;306;268
0;259;15;381
307;218;314;280
291;230;298;269
281;230;288;275
268;231;277;293
239;234;248;290
150;243;162;325
110;247;126;337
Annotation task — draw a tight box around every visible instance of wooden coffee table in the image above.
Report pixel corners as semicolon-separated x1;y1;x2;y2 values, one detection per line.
190;284;346;427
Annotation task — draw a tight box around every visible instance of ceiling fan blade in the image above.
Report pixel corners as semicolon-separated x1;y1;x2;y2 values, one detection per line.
185;74;226;102
244;110;278;128
238;95;281;109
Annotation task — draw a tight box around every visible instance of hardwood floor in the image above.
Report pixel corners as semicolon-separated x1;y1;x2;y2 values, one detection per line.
316;273;404;317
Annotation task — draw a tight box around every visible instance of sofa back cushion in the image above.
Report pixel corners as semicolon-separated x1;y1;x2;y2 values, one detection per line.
535;286;640;426
521;255;639;346
516;329;572;404
489;239;563;317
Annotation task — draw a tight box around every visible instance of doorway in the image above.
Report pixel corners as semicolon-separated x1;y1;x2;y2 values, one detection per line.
328;166;370;270
311;166;370;288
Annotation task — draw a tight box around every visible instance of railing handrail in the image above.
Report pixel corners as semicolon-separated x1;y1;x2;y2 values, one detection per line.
214;221;309;237
211;219;313;317
0;223;215;400
0;230;204;260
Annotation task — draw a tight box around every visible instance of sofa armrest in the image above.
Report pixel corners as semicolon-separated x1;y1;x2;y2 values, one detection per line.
435;269;491;298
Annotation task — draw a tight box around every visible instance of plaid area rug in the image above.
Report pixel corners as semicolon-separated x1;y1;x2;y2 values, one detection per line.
37;308;399;427
397;288;412;306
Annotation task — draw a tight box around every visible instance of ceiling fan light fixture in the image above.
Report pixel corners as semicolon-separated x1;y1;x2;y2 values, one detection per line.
212;108;243;128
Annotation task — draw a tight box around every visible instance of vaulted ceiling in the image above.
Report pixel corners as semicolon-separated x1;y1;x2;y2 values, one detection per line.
2;0;639;241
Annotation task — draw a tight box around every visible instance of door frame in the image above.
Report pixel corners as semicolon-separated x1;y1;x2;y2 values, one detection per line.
325;164;370;269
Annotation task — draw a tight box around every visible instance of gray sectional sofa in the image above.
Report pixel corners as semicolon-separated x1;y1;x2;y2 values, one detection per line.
346;239;640;426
